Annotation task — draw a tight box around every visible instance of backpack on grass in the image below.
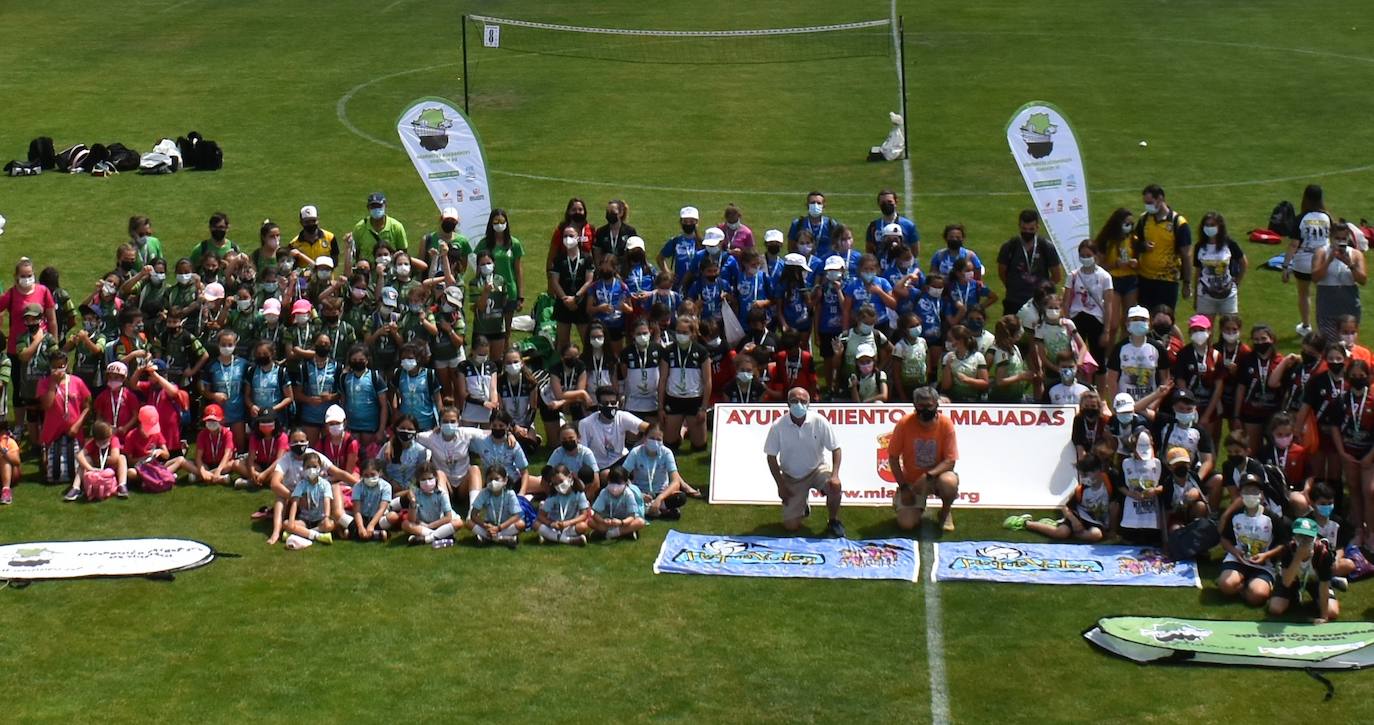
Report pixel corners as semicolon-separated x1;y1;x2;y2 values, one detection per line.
27;136;56;169
1268;200;1298;239
82;469;119;501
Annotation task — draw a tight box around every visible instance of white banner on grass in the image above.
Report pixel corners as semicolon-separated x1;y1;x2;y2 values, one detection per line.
396;96;492;243
1005;101;1090;266
709;403;1077;509
0;538;215;580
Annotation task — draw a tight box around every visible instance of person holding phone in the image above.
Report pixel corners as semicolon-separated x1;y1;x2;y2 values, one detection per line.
1311;221;1367;342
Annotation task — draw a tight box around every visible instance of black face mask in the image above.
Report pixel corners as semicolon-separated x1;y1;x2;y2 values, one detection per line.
314;345;332;358
1253;342;1273;355
1152;323;1172;336
604;211;618;224
440;220;458;233
916;407;937;422
563;357;578;366
766;243;782;254
1302;351;1318;364
600;269;615;279
290;442;308;456
120;260;137;272
681;223;696;235
1327;362;1345;376
395;430;416;443
571;213;586;225
1171;466;1189;478
210;228;227;241
879;201;897;216
303;223;319;234
322;316;339;325
561;440;578;452
256;356;271;366
599;404;618;419
1019;231;1036;243
490;428;507;440
1352;378;1371;392
350;360;367;372
946;238;962;250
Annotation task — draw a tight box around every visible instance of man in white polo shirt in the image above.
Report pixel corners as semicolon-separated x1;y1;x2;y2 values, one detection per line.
764;387;845;537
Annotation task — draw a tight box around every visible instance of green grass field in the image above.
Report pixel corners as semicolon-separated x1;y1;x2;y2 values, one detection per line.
2;0;1374;722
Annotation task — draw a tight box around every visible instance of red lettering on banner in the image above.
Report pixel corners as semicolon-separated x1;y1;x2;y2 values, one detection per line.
727;410;743;424
1050;410;1065;425
858;409;877;425
949;410;970;425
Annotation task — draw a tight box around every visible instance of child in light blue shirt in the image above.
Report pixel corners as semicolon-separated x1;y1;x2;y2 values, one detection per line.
537;464;591;546
402;461;461;548
590;466;646;541
284;452;336;547
467;464;525;547
346;457;398;542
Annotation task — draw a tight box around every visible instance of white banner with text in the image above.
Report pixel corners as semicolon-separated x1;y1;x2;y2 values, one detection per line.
709;404;1077;509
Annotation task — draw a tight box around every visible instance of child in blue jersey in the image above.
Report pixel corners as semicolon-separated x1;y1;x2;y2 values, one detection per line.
590;466;646;541
777;255;814;334
686;256;728;324
622;425;691;519
587;254;632;357
944;257;998;331
928;223;985;279
349;457;398;541
730;249;773;326
337;344;389;453
761;229;786;289
814;256;848;392
641;272;682;322
537;464;591;546
402;460;461;548
883;244;924;318
657;207;701;292
912;272;952;361
294;331;341;442
624;237;657;315
199;329;251;451
393;343;442;431
830;224;864;279
245;340;294;429
467;464;525;547
282;451;337;549
687;229;739;292
843;254;897;336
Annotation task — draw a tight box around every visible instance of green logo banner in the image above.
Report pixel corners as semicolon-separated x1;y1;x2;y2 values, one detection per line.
1086;616;1374;669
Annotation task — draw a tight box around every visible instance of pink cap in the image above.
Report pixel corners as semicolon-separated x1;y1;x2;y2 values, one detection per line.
138;405;161;436
261;298;281;315
1188;314;1211;330
290;299;313;316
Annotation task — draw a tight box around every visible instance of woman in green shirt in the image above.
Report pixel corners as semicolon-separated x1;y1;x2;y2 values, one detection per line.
476;208;524;331
987;315;1037;403
127;215;164;268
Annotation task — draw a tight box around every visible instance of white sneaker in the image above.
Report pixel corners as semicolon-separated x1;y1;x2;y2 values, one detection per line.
1296;323;1312;335
232;477;250;490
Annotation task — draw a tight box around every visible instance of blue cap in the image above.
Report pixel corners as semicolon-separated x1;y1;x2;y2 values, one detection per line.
367;192;386;206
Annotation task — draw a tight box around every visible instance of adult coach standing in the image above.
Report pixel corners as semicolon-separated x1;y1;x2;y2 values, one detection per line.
764;387;845;538
887;386;960;532
349;192;408;261
787;191;841;259
997;209;1062;317
1133;184;1193;311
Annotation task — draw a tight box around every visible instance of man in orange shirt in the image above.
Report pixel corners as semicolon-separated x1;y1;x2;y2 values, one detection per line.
887;386;960;532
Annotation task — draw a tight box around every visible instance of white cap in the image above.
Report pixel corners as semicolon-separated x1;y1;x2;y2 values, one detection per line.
299;205;318;220
325;404;346;423
702;227;725;246
106;361;128;377
783;253;808;269
625;236;646;251
764;229;784;244
824;256;846;271
202;282;225;301
1113;392;1136;414
443;285;463;306
315;256;335;269
679;206;700;220
1127;305;1149;319
440;206;460;222
855;344;877;359
882;223;903;238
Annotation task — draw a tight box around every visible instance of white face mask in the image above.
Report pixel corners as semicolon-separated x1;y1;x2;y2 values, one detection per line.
327;423;344;436
237;299;252;311
478;263;494;276
607;483;627;497
555;480;573;495
1045;309;1061;324
1202;225;1218;238
400;359;417;371
1242;493;1261;510
505;362;522;376
1144;202;1159;215
563;236;579;250
304;467;321;481
293;314;309;325
1190;330;1209;346
177;273;194;285
1221;331;1240;344
419;478;437;493
1135;437;1153;459
394;263;411;276
590;337;604;349
635;333;651;348
675;332;692;346
150;272;166;284
807;202;824;217
1078;256;1095;270
492;222;508;233
17;275;34;289
489;477;507;493
219;345;236;358
363;475;380;488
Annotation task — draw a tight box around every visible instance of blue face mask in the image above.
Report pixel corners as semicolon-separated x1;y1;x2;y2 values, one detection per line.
789;402;808;419
369;207;385;220
1128;320;1149;337
860;271;875;284
440;422;459;437
1316;503;1334;517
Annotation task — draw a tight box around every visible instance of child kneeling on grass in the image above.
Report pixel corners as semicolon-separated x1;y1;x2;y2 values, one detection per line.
283;452;336;550
467;464;525;548
1006;454;1116;542
589;466;646;541
188;404;235;485
537;464;591;546
402;461;461;548
1217;474;1288;607
71;421;128;503
346;458;398;542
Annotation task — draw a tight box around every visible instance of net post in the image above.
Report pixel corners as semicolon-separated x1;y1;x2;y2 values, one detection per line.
462;14;470;114
898;15;909;160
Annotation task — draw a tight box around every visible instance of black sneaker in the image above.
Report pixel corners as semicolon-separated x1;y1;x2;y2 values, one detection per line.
825;518;847;539
659;508;681;521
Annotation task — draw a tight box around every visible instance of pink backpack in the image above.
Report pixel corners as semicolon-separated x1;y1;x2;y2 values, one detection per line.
82;469;118;501
137;461;176;493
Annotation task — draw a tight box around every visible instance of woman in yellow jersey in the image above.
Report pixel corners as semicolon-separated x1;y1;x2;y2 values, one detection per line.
1091;208;1138;338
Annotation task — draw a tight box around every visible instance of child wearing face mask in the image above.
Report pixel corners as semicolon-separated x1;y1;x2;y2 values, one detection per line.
282;451;337;549
417;406;485;504
233;414;288;492
1308;482;1356;583
1030;293;1088;382
72;421;127;503
350;457;399;542
590;466;646;541
724;352;769;404
245;340;293;429
942;257;996;332
1217;475;1287;607
1118;430;1165;547
1070;391;1109;461
1256;412;1312;504
94;361;139;443
848;345;888;403
469;249;509;359
403;461;460;548
1333;360;1374;547
457;336;499;427
1210;430;1268;514
467;464;525;547
840;304;891;390
1232;323;1283;453
537;464;591;546
1043;349;1089;406
1007;455;1115;542
620;320;661;422
623;425;694;517
842;254;896;337
188;405;235;486
267;430;355;545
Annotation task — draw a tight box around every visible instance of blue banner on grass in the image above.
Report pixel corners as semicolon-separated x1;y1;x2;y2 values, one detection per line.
932;541;1199;588
653;531;919;582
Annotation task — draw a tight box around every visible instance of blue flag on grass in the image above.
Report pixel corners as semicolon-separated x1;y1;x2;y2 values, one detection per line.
653;530;919;582
932;541;1200;587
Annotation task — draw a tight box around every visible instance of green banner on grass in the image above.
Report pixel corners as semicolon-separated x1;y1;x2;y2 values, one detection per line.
1085;616;1374;669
